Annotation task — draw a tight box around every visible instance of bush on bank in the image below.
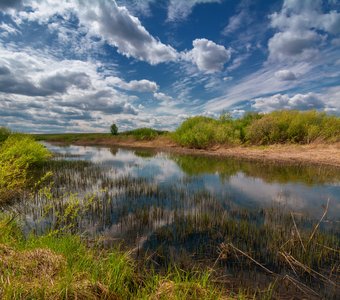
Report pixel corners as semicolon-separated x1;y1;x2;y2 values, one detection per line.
173;110;340;148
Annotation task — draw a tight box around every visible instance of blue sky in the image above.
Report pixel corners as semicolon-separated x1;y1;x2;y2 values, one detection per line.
0;0;339;133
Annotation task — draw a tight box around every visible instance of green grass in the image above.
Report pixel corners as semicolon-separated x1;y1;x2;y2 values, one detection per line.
0;134;51;203
121;128;167;141
0;216;224;300
33;132;112;143
34;128;167;143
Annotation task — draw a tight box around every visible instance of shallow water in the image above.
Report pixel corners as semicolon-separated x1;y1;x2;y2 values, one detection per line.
45;143;340;218
9;143;340;298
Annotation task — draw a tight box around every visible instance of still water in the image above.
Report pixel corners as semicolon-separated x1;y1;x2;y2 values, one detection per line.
11;143;340;298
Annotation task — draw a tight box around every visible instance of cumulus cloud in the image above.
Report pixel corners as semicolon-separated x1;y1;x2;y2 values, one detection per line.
275;69;297;81
167;0;221;21
6;0;178;65
79;1;178;65
268;0;340;61
184;39;231;73
252;93;325;112
0;44;145;133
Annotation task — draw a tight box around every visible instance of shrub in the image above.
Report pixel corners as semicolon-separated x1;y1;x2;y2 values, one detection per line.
173;116;239;149
246;110;340;145
174;110;340;148
124;128;162;140
0;126;11;143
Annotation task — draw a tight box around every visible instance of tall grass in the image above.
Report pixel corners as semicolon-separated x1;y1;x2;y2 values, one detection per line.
173;110;340;148
0;134;51;203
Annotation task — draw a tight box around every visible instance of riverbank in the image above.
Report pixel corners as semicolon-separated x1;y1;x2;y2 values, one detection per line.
42;135;340;167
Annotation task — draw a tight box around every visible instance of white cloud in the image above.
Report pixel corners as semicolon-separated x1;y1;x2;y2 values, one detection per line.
167;0;221;22
153;92;174;102
0;23;19;37
268;0;340;61
252;93;326;112
79;1;178;65
184;38;231;73
222;10;248;36
268;30;321;61
275;69;297;81
7;0;178;65
107;77;158;92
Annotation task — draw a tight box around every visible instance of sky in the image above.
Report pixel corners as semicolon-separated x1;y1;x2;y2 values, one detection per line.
0;0;339;133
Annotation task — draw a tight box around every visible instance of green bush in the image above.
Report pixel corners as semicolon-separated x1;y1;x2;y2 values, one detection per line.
0;126;11;143
123;127;164;140
173;116;240;149
173;110;340;148
246;110;340;145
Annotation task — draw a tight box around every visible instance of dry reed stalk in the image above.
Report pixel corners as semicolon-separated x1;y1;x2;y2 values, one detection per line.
307;198;329;245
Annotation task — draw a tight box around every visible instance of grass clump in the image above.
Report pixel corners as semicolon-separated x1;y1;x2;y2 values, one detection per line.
0;134;51;203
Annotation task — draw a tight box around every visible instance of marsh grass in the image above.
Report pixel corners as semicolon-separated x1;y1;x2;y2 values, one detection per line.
0;216;226;300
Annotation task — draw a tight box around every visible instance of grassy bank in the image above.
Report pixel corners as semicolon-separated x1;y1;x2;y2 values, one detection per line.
34;128;167;144
0;216;224;300
0;134;51;203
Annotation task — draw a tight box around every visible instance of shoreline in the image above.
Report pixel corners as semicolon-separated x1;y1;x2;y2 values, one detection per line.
47;136;340;168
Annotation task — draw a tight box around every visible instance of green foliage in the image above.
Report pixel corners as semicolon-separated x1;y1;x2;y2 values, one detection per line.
110;123;118;135
174;110;340;148
173;116;239;149
0;127;11;143
0;134;51;203
123;127;165;140
0;215;223;300
246;110;340;145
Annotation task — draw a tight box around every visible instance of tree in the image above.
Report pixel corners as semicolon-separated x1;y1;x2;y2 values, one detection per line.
110;123;118;136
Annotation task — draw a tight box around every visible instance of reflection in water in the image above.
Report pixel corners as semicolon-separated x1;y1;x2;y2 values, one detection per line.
8;143;340;298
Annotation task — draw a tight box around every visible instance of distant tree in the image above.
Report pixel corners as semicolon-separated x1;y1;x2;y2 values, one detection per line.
110;123;118;136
